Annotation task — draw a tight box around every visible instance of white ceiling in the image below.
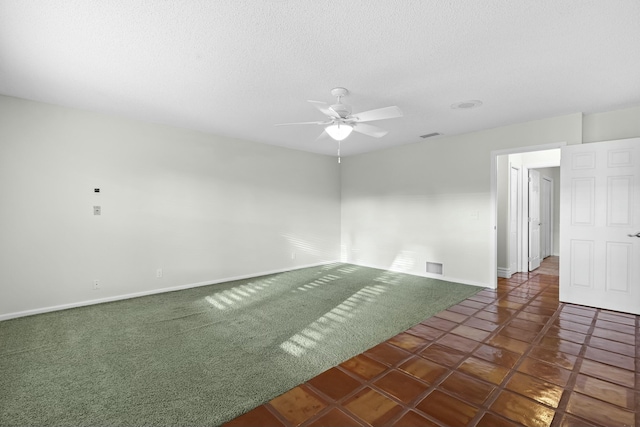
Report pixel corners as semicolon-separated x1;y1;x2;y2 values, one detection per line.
1;1;639;157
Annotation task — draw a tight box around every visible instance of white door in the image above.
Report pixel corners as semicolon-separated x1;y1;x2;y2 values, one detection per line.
560;138;640;315
509;166;520;274
528;169;541;271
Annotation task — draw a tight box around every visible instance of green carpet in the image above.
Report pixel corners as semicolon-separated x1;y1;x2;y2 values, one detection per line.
0;263;480;426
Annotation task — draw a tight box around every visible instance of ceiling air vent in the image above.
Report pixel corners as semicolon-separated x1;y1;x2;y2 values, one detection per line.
420;132;442;139
451;100;483;110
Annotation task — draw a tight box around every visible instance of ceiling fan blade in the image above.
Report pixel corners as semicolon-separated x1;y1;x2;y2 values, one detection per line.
352;106;403;122
308;100;341;119
275;120;329;126
353;123;388;138
316;129;330;140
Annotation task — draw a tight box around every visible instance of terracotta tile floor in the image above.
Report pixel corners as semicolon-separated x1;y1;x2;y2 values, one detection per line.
225;257;639;427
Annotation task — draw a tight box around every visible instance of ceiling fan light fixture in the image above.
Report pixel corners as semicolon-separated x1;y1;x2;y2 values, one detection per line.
325;123;353;141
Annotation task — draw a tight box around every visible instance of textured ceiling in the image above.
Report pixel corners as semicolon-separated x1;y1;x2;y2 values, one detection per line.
1;0;639;156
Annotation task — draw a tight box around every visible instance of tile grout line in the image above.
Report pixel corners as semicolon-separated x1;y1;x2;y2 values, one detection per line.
299;349;415;425
376;298;495;426
372;306;488;426
467;276;563;426
263;401;295;427
403;273;553;425
472;275;559;419
324;303;493;427
547;306;600;427
321;341;436;425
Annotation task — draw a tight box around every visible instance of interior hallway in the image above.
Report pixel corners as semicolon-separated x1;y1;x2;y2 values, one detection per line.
226;256;638;426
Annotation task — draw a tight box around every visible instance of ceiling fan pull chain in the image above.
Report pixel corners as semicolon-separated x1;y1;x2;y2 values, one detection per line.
338;140;341;163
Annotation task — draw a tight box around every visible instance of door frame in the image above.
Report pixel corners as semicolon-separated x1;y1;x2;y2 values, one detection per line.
490;142;566;288
508;164;521;276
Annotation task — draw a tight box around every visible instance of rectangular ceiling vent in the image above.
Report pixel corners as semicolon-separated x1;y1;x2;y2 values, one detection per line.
420;132;442;139
426;262;443;275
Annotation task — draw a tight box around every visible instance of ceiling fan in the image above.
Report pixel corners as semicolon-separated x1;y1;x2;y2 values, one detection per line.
275;87;403;142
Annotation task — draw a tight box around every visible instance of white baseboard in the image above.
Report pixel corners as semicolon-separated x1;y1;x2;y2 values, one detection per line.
0;260;340;322
347;261;489;289
497;267;512;279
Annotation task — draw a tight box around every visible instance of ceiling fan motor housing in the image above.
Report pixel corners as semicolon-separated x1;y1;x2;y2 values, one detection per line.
330;103;351;118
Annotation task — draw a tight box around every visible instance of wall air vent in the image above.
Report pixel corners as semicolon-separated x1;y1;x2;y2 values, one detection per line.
420;132;442;139
426;262;443;275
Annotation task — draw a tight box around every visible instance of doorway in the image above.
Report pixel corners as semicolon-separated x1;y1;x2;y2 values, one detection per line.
527;166;558;272
490;143;564;286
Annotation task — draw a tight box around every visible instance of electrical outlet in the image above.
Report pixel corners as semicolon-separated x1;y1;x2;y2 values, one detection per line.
93;280;100;290
291;252;296;260
156;268;163;278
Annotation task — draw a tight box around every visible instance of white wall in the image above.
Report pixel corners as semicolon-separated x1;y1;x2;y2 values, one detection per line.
341;114;582;287
0;96;341;318
3;97;639;319
583;105;640;143
508;149;561;168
